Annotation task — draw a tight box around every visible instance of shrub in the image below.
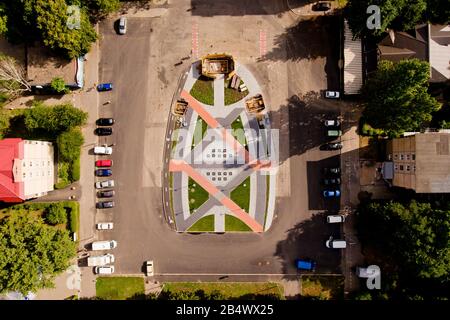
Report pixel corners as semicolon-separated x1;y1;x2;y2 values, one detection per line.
70;157;81;182
55;162;70;189
63;201;79;234
57;128;84;162
45;202;67;225
50;77;69;94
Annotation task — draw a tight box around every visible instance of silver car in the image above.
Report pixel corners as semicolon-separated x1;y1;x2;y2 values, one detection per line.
119;17;127;35
95;179;115;189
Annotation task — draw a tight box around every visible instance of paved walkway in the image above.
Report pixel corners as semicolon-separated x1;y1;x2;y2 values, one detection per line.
168;61;277;232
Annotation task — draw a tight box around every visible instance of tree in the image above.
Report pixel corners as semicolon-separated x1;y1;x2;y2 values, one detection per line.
83;0;120;18
0;54;31;97
0;4;7;35
57;128;84;162
362;59;441;136
24;102;88;133
35;0;98;59
50;77;69;94
0;214;76;294
425;0;450;24
45;203;68;225
344;0;426;38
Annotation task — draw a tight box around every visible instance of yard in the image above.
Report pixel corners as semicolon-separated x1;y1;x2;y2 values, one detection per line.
188;177;209;213
300;275;344;300
96;277;145;300
187;214;214;232
224;79;248;105
190;76;214;106
162;282;284;299
230;176;250;213
225;214;251;232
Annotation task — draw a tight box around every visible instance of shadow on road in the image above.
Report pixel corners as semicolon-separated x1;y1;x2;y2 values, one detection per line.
190;0;288;16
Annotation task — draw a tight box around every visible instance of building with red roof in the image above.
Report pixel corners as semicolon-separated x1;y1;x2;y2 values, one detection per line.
0;138;54;203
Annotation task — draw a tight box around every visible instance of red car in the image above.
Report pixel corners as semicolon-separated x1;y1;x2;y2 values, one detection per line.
95;159;113;167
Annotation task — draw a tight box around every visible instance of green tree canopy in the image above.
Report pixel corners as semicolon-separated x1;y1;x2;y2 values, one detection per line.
0;4;7;35
50;77;69;94
425;0;450;24
24;102;88;133
57;128;84;162
0;214;76;294
83;0;120;18
45;203;68;225
362;59;441;136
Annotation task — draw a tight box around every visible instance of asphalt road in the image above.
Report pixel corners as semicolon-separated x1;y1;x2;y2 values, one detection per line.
94;0;346;279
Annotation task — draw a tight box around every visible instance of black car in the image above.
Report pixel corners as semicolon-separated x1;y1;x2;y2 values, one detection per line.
96;201;115;209
97;190;115;198
323;177;341;185
96;118;115;126
95;127;113;136
312;2;331;11
321;142;343;150
323;167;341;175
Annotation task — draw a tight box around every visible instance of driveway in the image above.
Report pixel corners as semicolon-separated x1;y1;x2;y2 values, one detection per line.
94;0;348;279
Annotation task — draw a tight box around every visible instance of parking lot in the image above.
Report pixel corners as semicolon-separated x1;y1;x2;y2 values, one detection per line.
82;0;357;279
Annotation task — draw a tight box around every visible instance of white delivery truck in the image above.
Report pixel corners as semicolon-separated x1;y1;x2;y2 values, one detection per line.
91;240;117;251
87;254;115;266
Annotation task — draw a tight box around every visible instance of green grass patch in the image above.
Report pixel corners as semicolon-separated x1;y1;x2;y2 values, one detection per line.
188;177;209;213
191;117;208;149
190;76;214;106
225;214;251;232
224;79;248;105
263;174;270;230
187;215;214;232
230;116;247;147
162;282;284;300
301;275;344;300
96;277;145;300
230;177;250;213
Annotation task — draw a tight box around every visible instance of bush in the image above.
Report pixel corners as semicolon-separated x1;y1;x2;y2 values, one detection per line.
63;201;79;234
50;77;69;94
70;157;80;182
55;162;70;189
45;202;67;225
57;128;84;162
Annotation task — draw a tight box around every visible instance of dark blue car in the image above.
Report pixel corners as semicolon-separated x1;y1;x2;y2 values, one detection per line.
95;169;112;177
295;259;316;271
97;83;113;91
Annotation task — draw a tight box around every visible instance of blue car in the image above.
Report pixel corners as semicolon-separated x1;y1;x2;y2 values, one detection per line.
97;83;113;91
95;169;112;177
295;259;316;271
323;190;340;198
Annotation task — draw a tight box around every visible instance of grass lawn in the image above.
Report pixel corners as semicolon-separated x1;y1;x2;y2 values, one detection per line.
230;116;247;147
300;275;344;300
225;214;251;232
96;277;145;300
188;177;209;213
187;214;214;232
230;176;250;213
263;174;270;229
191;117;208;149
224;79;248;105
190;76;214;106
162;282;284;299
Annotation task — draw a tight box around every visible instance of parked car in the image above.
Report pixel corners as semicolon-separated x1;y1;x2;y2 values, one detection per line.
95;179;115;189
96;222;114;230
97;190;115;198
118;17;127;35
96;201;115;209
323;167;341;175
95;127;113;136
92;240;117;250
87;254;114;266
356;266;379;278
95;159;113;167
145;260;154;276
321;142;343;150
97;83;113;91
327;130;342;137
94;266;115;274
325;90;340;99
94;145;112;155
312;1;331;11
295;259;316;271
95;169;112;177
324;119;340;127
326;237;346;249
323;177;341;185
96;118;115;126
327;215;345;223
323;190;341;198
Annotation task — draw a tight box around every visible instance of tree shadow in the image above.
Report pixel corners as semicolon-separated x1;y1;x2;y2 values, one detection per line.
190;0;288;16
275;211;341;275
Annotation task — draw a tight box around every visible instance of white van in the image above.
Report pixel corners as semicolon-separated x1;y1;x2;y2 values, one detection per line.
94;145;112;155
94;266;115;274
325;237;346;249
87;254;115;266
327;215;345;223
91;240;117;251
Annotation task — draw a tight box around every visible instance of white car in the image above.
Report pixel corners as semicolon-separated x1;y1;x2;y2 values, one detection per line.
94;266;115;274
95;179;115;189
325;91;340;99
94;145;112;155
324;119;340;127
97;222;114;230
145;260;154;276
91;240;118;251
118;17;127;35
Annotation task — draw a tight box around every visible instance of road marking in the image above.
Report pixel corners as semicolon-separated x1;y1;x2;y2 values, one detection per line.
259;30;267;58
192;22;199;59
